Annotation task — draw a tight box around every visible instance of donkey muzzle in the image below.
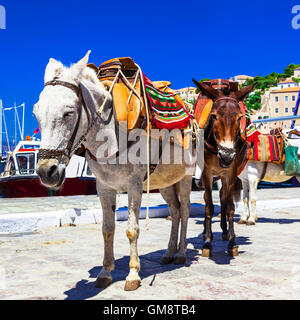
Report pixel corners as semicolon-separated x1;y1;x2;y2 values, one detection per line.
36;159;66;189
217;146;236;168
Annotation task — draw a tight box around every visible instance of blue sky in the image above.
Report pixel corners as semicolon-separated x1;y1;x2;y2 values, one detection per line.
0;0;299;141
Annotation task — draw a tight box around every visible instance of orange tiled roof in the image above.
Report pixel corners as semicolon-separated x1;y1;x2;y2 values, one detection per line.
278;79;296;84
271;87;300;93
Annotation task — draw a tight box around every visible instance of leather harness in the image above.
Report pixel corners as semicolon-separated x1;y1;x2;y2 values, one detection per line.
39;79;90;160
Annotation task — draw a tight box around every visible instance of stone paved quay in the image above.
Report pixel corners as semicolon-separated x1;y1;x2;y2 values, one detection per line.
0;188;300;300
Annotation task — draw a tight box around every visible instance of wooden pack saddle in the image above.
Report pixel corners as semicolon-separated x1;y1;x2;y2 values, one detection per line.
88;57;192;149
88;57;146;131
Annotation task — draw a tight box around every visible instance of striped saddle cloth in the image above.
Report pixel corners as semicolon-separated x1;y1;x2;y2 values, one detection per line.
143;75;192;130
248;133;285;163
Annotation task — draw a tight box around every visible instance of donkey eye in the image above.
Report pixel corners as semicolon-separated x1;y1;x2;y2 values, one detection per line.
63;111;74;119
211;114;217;121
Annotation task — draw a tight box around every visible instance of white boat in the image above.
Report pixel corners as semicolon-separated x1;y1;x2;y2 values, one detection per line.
0;138;96;198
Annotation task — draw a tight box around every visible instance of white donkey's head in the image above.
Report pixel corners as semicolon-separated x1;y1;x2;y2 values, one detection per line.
34;50;100;189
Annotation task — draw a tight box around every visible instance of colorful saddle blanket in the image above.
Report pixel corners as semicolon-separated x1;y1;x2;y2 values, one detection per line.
143;75;192;130
92;57;193;132
247;127;285;163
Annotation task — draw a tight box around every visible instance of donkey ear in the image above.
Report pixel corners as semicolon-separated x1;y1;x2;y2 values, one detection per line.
192;78;221;101
231;84;255;102
44;58;64;83
71;50;91;79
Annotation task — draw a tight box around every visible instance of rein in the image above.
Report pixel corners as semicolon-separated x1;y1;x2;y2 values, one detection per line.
39;80;90;159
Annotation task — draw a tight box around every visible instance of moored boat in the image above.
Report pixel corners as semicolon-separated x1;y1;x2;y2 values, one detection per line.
0;137;96;198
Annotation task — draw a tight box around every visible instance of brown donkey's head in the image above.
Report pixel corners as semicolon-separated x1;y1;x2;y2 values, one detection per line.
193;79;254;168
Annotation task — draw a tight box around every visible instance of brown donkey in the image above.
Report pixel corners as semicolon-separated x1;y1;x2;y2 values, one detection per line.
193;80;254;257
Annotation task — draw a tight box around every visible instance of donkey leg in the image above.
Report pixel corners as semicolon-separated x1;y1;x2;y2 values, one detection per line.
124;181;143;291
160;186;181;265
174;175;192;264
238;180;250;224
247;174;259;225
219;185;229;240
225;183;239;256
95;183;116;288
202;171;214;257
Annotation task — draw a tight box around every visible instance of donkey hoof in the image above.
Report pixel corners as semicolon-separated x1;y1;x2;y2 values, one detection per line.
173;255;186;265
222;233;229;241
94;276;112;289
237;219;247;224
228;247;239;257
246;220;255;226
254;216;258;222
124;280;141;291
166;216;172;221
161;256;174;265
202;249;211;257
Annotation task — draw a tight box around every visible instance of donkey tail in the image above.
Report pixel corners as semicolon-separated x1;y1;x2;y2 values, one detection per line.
234;178;243;203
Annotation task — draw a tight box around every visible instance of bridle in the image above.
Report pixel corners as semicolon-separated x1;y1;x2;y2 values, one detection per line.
214;96;238;104
39;79;91;160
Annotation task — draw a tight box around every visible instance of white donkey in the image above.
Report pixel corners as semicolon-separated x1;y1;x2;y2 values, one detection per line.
238;134;300;225
34;51;201;291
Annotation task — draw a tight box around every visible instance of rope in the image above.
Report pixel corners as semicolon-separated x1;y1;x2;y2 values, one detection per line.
70;68;121;154
183;101;200;144
279;128;289;148
98;65;151;231
131;65;151;231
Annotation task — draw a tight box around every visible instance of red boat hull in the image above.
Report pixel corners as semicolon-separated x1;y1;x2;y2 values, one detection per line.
0;176;97;198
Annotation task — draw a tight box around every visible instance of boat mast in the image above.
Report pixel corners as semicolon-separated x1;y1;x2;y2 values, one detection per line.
15;103;24;140
14;102;17;146
22;103;25;140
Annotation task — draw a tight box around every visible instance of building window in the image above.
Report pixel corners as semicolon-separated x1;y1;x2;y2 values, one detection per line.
275;96;278;102
275;108;279;113
292;96;296;101
292;107;295;112
281;85;284;89
285;108;288;113
285;96;288;102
